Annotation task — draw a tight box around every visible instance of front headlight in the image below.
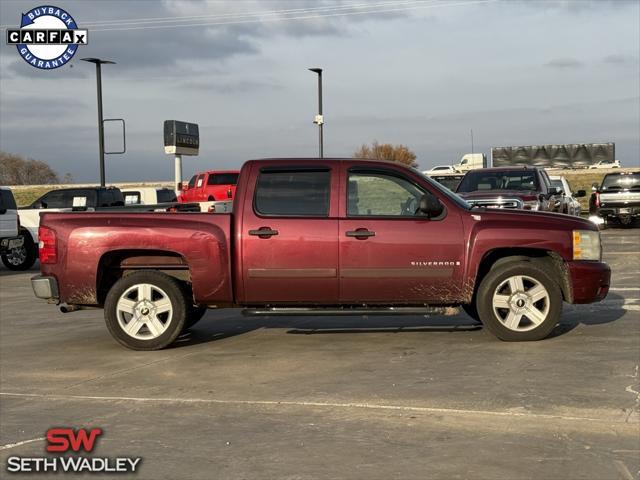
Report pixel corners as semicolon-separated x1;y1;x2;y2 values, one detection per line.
523;200;539;210
573;230;601;261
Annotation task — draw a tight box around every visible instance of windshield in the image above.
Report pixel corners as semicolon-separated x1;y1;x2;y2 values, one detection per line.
413;168;470;210
602;173;640;191
457;170;538;193
550;179;563;190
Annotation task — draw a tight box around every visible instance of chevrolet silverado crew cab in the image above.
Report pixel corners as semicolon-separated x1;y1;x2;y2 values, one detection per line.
456;167;562;211
31;159;610;350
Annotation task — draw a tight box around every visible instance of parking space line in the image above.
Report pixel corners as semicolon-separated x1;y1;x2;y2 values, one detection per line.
0;392;634;426
0;437;45;451
610;288;640;291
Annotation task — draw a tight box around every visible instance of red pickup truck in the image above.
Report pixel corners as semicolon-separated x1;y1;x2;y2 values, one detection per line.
31;159;610;350
178;170;239;203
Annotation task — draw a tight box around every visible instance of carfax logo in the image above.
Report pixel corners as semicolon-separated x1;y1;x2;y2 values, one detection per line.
5;5;88;69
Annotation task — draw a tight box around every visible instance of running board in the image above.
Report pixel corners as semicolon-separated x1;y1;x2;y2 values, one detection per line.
242;306;452;316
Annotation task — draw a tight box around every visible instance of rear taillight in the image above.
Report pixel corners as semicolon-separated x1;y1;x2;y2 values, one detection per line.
38;226;57;264
595;192;600;207
227;187;232;198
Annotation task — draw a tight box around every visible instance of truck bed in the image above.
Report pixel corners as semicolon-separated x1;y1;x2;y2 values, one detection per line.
40;211;233;306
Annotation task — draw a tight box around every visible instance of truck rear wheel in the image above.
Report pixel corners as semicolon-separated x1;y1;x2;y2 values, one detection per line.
104;271;188;350
476;260;562;341
1;233;37;271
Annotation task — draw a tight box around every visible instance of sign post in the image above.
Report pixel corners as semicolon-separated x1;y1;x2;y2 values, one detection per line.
164;120;200;193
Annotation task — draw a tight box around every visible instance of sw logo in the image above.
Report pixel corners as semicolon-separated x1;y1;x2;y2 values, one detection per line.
5;5;88;70
46;427;102;453
5;427;142;474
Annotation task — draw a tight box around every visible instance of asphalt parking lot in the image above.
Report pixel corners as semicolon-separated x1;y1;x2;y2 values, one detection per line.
0;228;638;480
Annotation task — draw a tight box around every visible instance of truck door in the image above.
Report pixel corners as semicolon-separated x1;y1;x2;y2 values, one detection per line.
241;164;340;304
339;166;466;304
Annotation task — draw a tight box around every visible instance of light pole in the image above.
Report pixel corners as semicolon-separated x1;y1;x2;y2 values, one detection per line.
309;68;323;158
81;57;116;186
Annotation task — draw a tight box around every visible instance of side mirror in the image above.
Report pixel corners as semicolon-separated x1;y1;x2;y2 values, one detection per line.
177;182;183;191
575;190;586;198
419;193;444;218
538;193;546;202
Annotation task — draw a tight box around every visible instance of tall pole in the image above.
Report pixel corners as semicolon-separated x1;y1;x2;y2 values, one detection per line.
317;70;323;158
96;62;105;186
81;58;115;187
470;128;474;155
174;154;182;194
309;68;324;158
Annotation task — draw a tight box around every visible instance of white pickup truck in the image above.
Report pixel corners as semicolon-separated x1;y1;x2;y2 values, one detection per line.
590;172;640;227
0;187;26;270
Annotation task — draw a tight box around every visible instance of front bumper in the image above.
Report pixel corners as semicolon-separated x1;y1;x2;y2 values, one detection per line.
0;236;24;254
567;261;611;304
31;275;59;301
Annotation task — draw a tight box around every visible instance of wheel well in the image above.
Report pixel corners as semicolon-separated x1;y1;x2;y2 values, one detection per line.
474;248;570;302
97;250;191;305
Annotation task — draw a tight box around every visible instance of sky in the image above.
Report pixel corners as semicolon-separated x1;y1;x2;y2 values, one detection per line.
0;0;639;183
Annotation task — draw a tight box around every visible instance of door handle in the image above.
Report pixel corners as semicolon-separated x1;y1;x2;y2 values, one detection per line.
345;229;375;239
249;227;279;238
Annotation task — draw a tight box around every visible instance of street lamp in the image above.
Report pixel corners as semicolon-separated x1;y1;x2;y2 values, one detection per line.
81;57;116;186
308;67;323;158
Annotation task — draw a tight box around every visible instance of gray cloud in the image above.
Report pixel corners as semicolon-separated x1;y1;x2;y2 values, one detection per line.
602;54;638;65
544;58;584;69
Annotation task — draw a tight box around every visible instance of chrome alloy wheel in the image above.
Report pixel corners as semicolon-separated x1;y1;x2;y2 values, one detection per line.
5;246;27;266
492;275;550;332
116;283;173;340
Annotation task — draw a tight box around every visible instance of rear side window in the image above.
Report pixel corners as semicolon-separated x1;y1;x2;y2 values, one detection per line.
156;189;177;203
207;173;239;185
37;189;98;208
255;169;330;216
0;190;17;210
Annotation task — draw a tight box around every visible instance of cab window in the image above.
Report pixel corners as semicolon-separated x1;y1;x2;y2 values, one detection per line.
347;170;425;217
254;169;330;216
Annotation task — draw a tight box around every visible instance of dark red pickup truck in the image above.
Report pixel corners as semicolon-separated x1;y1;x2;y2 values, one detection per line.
32;159;611;350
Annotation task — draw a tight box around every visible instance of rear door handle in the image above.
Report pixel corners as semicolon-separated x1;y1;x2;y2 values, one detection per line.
249;227;279;238
345;229;375;239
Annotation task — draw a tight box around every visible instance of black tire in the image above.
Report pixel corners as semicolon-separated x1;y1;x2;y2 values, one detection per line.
104;271;188;350
184;305;207;331
476;260;562;341
1;233;37;271
461;303;481;323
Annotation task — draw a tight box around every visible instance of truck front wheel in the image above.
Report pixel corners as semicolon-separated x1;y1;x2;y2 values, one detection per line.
104;271;188;350
476;260;562;341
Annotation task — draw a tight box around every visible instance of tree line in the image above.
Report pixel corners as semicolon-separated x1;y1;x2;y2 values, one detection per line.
0;151;72;185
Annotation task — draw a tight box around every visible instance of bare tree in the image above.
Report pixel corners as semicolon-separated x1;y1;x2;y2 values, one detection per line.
353;141;418;168
0;151;60;185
